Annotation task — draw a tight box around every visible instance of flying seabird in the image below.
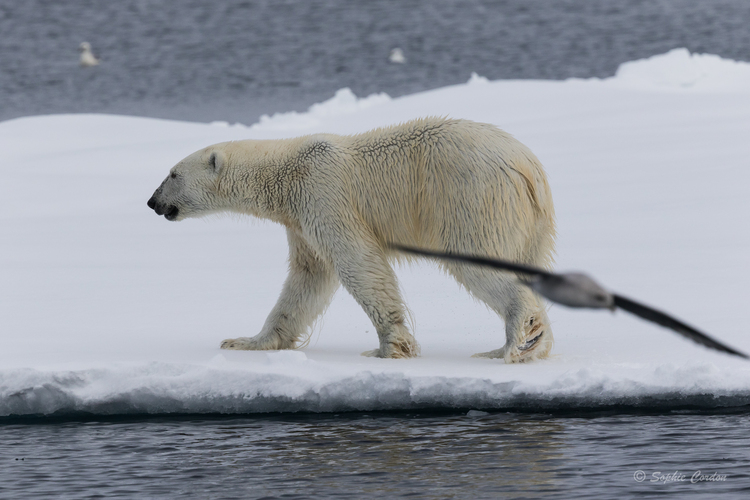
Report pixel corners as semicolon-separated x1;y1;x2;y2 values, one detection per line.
391;244;748;359
79;42;100;67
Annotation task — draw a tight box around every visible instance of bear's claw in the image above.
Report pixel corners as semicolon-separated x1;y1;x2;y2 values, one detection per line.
518;331;543;351
472;327;551;362
361;340;420;359
220;337;259;350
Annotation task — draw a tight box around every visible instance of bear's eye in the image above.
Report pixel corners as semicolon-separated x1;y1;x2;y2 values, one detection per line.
209;153;217;170
170;172;177;179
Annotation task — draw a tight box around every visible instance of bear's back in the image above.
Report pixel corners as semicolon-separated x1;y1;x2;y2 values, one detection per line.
338;118;554;256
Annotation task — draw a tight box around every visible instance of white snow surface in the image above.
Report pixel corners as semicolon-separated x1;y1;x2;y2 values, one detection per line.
2;49;749;416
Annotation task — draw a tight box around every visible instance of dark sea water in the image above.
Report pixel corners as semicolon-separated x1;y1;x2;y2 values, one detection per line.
3;410;750;499
3;1;750;498
1;0;749;124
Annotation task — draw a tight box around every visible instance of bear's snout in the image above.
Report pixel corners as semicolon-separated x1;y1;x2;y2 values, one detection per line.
147;196;179;221
164;205;179;220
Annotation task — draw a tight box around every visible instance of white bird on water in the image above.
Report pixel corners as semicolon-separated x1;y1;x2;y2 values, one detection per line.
392;245;748;359
79;42;100;67
389;48;406;64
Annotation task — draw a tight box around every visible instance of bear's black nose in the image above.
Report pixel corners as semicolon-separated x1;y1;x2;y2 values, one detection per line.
147;197;156;209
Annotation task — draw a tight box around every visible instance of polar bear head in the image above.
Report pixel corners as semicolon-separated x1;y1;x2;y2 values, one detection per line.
147;143;233;221
149;136;322;223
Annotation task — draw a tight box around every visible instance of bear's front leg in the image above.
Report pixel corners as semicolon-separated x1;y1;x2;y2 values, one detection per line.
221;228;339;351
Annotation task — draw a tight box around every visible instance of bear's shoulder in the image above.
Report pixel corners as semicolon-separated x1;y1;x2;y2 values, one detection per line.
296;135;337;161
347;117;466;153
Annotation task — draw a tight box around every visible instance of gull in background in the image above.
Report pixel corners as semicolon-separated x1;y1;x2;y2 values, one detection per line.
389;48;406;64
392;245;748;359
79;42;100;67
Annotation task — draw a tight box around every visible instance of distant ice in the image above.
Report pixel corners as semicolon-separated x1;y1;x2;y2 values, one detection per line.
251;88;391;131
611;47;750;91
467;72;490;85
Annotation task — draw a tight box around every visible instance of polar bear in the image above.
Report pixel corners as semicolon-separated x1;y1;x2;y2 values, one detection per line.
147;118;556;363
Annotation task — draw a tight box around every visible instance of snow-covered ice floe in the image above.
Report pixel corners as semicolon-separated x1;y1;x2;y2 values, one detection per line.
3;359;750;416
2;49;749;416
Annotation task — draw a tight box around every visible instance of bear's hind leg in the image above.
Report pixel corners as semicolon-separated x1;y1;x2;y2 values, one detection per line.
472;300;553;363
448;265;553;363
221;229;339;351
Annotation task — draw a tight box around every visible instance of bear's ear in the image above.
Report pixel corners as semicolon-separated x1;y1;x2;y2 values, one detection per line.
208;152;222;173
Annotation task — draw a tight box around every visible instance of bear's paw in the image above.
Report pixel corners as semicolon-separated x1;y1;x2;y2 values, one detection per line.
220;336;280;351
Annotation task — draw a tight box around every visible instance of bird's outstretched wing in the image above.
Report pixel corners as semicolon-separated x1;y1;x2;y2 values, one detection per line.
391;244;748;359
390;244;551;278
612;294;748;359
